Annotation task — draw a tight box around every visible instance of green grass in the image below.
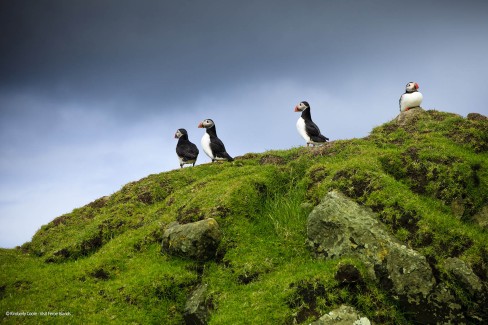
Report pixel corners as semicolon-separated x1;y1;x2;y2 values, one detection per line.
1;109;487;324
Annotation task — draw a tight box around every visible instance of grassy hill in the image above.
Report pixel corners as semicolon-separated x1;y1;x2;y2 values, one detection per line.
1;109;487;324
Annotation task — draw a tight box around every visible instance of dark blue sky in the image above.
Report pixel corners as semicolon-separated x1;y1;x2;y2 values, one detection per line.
1;0;488;247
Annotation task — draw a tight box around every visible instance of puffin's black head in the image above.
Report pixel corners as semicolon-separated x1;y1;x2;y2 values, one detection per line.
197;119;215;129
175;128;188;139
294;101;310;112
405;82;419;93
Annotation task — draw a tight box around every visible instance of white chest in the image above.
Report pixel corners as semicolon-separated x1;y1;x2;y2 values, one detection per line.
201;133;213;159
178;156;196;166
400;92;423;111
296;117;310;142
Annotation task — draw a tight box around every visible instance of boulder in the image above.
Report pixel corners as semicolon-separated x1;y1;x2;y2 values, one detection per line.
394;107;427;126
381;244;436;301
184;284;211;325
310;305;371;325
307;190;387;262
307;191;438;323
162;218;221;261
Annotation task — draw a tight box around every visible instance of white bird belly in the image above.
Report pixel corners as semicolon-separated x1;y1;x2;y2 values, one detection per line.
179;156;196;166
201;133;214;159
400;92;423;112
296;117;310;143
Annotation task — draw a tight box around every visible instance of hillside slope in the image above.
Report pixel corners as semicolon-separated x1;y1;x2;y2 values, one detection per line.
1;109;487;324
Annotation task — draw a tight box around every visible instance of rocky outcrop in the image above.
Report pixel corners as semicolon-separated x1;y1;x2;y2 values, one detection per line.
306;191;471;324
161;218;221;261
307;191;435;297
310;305;371;325
393;107;428;126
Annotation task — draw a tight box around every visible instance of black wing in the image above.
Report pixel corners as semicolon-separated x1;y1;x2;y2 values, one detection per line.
177;141;199;161
306;120;329;142
210;136;233;159
305;119;322;137
310;134;329;142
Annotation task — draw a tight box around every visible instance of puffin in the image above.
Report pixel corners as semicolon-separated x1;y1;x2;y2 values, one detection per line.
197;119;234;162
174;128;199;168
294;101;329;146
399;82;423;112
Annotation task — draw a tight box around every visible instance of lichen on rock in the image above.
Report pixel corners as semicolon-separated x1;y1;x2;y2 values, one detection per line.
161;218;221;261
310;305;371;325
306;190;467;323
183;284;211;325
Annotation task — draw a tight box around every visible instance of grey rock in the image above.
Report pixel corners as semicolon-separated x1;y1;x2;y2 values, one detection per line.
307;191;435;297
310;305;371;325
382;244;436;301
394;107;427;126
444;257;483;296
162;218;221;261
307;191;437;322
184;284;211;325
307;190;389;263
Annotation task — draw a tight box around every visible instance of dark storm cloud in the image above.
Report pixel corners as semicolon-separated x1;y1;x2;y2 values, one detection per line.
0;1;430;105
2;0;487;109
1;0;310;104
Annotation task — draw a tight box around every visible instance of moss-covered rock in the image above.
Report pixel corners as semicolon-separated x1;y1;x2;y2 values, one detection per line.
162;218;222;261
311;305;371;325
307;191;442;323
183;284;212;325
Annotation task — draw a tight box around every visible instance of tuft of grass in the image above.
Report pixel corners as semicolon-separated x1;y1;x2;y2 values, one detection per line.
263;184;310;241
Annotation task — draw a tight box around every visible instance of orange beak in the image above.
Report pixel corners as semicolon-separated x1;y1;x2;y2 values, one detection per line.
198;122;203;128
294;105;299;112
414;83;419;89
